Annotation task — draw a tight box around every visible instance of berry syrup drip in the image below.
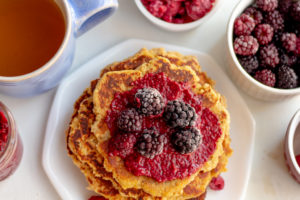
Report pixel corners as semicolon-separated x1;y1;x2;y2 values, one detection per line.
106;73;222;182
0;111;9;153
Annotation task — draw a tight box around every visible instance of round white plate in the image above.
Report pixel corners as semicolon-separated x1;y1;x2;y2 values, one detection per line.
42;39;255;200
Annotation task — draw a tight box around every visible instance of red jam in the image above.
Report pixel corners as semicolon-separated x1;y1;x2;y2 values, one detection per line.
141;0;215;24
106;73;222;182
0;104;23;181
0;111;8;153
296;155;300;167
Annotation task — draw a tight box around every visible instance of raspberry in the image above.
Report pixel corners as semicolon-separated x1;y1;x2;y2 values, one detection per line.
254;69;276;87
254;24;274;45
163;100;197;128
146;0;168;18
185;0;213;20
135;88;164;116
238;56;259;74
277;65;298;89
280;53;297;67
209;176;225;190
264;10;284;32
117;108;142;132
259;44;280;68
256;0;278;11
233;35;259;56
290;1;300;22
281;33;297;52
278;0;293;15
171;127;202;154
234;14;256;36
136;129;167;159
108;132;136;158
244;6;263;25
296;155;300;167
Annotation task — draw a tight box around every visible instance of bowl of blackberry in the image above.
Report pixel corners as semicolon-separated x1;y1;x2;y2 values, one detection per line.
227;0;300;101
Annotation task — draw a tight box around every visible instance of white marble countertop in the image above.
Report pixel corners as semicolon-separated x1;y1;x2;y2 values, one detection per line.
1;0;300;199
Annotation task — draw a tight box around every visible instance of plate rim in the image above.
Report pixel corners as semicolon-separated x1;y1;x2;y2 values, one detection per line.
42;38;256;200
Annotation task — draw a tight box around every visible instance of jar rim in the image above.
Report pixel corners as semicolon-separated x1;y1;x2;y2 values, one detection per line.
0;101;16;162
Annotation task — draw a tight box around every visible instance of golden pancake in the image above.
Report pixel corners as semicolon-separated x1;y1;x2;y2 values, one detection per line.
91;56;229;197
66;48;232;199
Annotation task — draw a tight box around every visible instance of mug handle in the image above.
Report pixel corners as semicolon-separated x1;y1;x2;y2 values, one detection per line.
67;0;118;37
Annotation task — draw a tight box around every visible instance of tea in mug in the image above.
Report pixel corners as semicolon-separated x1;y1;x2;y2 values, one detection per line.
0;0;65;77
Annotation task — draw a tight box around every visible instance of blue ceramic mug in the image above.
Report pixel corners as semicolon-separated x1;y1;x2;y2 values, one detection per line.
0;0;118;97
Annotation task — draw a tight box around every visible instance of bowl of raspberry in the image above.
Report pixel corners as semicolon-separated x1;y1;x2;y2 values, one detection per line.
135;0;222;31
227;0;300;101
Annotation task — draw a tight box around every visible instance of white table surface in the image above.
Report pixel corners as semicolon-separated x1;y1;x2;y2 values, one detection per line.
1;1;300;200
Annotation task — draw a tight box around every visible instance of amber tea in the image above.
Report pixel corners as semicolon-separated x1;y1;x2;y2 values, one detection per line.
0;0;65;76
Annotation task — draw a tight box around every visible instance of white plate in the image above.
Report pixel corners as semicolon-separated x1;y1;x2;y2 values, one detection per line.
42;39;255;200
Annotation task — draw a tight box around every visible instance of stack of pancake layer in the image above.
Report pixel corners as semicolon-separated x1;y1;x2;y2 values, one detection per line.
66;48;232;200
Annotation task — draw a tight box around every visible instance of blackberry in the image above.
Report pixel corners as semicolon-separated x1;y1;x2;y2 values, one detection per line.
136;129;166;159
296;38;300;55
135;88;164;116
117;108;142;132
290;1;300;22
234;13;256;36
171;127;202;154
163;100;197;128
234;35;259;56
259;44;280;68
254;24;274;45
264;10;284;32
280;53;297;67
256;0;278;11
281;33;297;52
278;0;293;16
273;30;283;45
238;56;259;74
277;65;298;89
254;69;276;87
244;6;263;25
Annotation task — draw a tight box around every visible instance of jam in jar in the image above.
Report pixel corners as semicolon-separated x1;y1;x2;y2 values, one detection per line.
0;101;23;181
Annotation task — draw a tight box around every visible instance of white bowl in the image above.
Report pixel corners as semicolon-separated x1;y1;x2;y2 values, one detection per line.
134;0;222;32
226;0;300;101
284;109;300;184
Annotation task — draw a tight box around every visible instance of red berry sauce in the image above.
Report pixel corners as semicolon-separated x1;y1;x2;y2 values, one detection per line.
106;73;222;182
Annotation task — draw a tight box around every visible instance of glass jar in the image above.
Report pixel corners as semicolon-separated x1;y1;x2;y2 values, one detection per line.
0;101;23;181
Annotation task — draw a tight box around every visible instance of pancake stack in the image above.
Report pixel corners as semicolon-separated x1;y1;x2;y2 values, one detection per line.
66;48;232;200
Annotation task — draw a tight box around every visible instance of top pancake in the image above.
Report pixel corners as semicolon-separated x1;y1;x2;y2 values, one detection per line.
91;56;229;197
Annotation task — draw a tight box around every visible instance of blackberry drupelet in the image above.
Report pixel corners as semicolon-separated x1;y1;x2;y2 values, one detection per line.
117;108;142;132
277;65;298;89
163;100;197;128
171;127;202;154
136;129;166;159
135;87;164;116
